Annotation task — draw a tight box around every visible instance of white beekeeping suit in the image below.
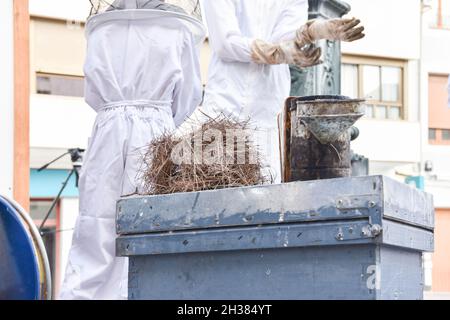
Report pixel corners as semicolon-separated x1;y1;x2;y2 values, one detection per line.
201;0;310;182
59;0;205;300
201;0;363;182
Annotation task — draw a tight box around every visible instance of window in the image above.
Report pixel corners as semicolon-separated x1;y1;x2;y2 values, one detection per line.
429;128;437;140
443;129;450;140
36;73;84;97
429;128;450;144
428;75;450;145
430;0;450;29
341;58;405;120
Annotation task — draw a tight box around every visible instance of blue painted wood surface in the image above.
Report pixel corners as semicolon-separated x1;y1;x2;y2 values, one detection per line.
116;175;434;300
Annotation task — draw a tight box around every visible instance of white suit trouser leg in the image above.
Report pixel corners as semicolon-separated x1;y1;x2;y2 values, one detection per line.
254;127;281;184
59;106;175;300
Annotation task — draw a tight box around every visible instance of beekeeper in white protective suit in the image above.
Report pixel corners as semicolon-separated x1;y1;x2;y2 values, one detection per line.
201;0;365;182
59;0;205;300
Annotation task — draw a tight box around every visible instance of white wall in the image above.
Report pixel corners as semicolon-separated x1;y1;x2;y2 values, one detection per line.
426;181;450;208
0;0;14;198
342;0;422;60
422;7;450;74
352;119;422;163
29;94;96;169
423;138;450;209
29;0;90;22
423;146;450;178
422;30;450;72
408;60;421;122
30;94;96;150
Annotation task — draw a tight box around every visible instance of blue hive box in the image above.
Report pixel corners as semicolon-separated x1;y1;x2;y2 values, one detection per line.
116;175;434;300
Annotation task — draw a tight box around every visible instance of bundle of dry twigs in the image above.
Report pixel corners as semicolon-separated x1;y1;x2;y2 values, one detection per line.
141;115;268;195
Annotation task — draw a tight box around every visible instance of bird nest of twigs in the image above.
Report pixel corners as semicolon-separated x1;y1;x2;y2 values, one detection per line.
140;114;269;195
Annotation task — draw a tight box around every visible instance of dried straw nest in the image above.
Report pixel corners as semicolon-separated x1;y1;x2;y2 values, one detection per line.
141;115;269;195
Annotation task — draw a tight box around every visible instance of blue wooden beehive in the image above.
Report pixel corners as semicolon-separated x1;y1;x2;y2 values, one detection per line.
116;175;434;300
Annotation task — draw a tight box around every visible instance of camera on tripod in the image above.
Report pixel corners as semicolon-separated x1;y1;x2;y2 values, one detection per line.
37;148;85;233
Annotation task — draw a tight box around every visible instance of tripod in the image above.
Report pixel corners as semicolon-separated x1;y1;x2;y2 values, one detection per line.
38;148;84;234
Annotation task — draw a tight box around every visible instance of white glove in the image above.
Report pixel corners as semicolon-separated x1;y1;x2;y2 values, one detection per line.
296;17;365;47
251;39;322;68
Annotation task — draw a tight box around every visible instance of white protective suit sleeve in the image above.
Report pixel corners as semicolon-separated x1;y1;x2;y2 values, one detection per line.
172;32;203;127
202;0;254;63
270;0;309;43
203;0;308;63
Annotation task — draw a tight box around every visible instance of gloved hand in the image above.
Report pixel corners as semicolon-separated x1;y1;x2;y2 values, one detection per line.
251;39;322;68
296;18;365;47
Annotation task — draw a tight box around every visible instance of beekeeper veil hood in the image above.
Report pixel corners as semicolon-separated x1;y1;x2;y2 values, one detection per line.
89;0;202;20
87;0;206;45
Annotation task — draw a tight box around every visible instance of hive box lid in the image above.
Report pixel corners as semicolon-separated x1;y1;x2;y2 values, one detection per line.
117;175;434;235
117;176;434;234
116;176;434;256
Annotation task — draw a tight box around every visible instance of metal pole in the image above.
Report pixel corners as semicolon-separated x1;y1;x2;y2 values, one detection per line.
38;169;75;233
290;0;351;97
37;151;70;172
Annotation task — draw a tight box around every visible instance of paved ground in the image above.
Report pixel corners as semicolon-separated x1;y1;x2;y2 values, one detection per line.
424;291;450;300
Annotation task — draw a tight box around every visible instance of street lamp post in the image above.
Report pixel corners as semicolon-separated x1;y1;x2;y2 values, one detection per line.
290;0;351;97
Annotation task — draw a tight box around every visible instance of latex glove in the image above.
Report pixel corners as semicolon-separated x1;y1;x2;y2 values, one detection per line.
296;18;365;47
251;39;322;68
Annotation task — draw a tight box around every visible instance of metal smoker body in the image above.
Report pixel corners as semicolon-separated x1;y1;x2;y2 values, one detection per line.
282;95;365;182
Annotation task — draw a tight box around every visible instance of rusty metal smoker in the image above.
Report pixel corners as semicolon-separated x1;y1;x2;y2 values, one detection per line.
281;95;365;182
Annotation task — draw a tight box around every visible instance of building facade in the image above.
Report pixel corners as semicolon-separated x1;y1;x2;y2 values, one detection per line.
0;0;30;211
342;0;450;294
16;0;450;296
422;0;450;294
